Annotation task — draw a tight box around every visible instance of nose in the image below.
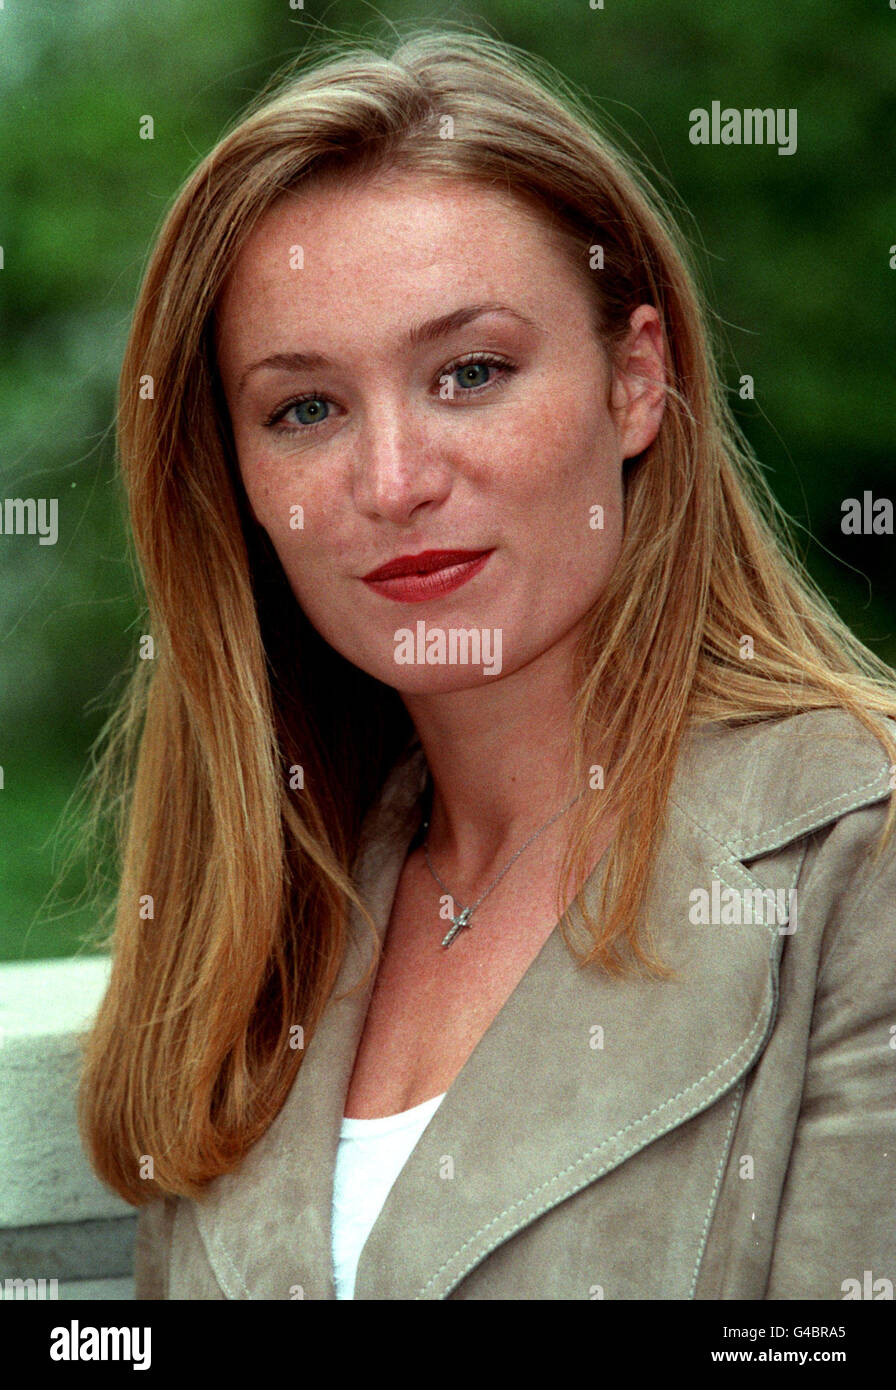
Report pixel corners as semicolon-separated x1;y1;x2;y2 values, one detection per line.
351;400;452;524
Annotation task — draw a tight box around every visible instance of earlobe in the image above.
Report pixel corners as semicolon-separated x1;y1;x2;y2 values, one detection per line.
614;306;667;459
618;382;666;461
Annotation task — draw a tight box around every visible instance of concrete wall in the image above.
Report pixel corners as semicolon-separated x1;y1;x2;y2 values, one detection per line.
0;956;136;1299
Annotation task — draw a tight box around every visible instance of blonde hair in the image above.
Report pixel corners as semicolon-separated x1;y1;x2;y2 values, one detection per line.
77;27;896;1205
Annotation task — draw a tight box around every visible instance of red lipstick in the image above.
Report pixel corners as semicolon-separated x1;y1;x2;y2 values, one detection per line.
361;548;492;603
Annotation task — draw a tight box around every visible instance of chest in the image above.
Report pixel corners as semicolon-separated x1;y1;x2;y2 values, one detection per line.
342;846;563;1117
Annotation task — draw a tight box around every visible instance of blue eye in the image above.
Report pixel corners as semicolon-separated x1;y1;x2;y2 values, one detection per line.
263;392;331;431
291;397;329;425
454;361;492;389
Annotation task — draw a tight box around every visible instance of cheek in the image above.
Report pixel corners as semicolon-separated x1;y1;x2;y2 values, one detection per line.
237;437;277;526
518;399;626;605
240;451;340;556
497;387;623;528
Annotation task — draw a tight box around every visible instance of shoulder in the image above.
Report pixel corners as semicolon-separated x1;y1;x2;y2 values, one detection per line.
355;710;896;874
669;709;896;987
670;707;895;858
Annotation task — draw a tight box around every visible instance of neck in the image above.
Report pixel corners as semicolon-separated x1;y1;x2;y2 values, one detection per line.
402;625;600;881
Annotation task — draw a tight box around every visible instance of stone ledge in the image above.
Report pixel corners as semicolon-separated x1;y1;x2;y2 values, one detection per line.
0;1215;137;1279
0;957;135;1290
0;1276;135;1301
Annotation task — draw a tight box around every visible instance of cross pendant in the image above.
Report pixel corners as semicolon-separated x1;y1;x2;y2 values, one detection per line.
441;906;472;948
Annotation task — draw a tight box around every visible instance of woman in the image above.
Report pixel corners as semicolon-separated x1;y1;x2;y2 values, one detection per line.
77;29;896;1300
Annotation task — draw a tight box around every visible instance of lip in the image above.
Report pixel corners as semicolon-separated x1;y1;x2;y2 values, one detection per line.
363;549;490;581
361;548;492;603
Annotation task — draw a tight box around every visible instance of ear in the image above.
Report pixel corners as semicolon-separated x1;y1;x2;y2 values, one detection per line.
609;305;667;460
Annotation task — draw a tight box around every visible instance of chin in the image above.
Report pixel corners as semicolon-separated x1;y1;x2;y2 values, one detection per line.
385;667;509;695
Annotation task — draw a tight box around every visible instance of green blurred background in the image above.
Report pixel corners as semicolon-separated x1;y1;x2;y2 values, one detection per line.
1;0;894;960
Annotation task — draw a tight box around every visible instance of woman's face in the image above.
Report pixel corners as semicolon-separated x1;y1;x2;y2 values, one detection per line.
216;172;665;692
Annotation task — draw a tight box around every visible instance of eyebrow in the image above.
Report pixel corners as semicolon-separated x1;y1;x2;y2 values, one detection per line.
236;302;541;395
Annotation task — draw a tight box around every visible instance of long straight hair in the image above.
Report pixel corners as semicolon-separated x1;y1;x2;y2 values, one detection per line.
77;28;896;1204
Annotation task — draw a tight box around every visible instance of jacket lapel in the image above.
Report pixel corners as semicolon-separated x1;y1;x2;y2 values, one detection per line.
353;777;796;1298
190;715;892;1299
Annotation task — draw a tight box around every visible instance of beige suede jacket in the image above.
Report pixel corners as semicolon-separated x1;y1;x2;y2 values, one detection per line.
133;708;896;1299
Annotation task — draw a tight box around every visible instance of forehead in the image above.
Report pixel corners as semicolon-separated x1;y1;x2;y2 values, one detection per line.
216;172;589;334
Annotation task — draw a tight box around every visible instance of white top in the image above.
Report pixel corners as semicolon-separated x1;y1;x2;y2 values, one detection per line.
331;1092;446;1299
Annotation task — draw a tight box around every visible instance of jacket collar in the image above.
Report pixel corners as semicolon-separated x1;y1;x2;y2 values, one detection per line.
190;710;893;1299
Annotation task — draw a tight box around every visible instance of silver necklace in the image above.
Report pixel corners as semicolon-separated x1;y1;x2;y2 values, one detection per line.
421;789;586;948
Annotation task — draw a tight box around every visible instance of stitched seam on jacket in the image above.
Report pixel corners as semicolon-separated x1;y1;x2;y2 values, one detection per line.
709;858;800;938
724;775;888;857
688;1080;745;1299
785;849;804;897
417;1007;770;1298
718;843;804;904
